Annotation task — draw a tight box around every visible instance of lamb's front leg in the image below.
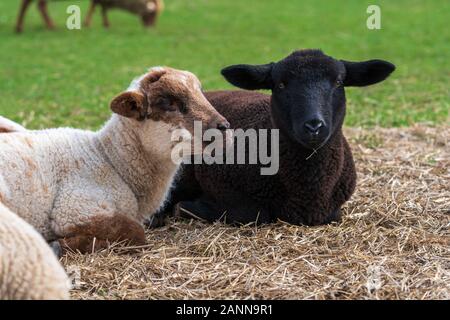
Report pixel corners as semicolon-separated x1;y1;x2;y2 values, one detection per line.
51;186;146;254
178;195;273;226
56;214;146;254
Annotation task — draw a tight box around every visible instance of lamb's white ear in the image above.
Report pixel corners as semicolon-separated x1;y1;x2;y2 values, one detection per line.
110;91;148;120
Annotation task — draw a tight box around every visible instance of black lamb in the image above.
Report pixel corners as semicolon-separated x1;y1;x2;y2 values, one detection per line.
154;49;395;226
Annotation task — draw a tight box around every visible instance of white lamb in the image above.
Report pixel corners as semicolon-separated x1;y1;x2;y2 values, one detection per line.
0;202;70;300
0;66;230;253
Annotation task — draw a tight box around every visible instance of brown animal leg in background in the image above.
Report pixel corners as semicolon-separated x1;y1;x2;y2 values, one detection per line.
101;6;110;28
37;0;55;30
15;0;34;33
57;214;146;254
84;1;96;27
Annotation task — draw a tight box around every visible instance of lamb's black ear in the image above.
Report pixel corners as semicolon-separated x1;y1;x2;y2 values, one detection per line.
342;59;395;87
221;63;274;90
110;91;147;120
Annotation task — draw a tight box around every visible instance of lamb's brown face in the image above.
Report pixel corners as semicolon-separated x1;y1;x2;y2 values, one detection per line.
110;67;230;154
140;67;229;135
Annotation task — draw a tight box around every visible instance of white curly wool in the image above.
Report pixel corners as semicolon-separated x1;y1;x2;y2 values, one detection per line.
0;202;70;300
0;116;25;133
0;115;178;240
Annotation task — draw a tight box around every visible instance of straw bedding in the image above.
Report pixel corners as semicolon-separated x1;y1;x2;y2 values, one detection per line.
63;125;449;300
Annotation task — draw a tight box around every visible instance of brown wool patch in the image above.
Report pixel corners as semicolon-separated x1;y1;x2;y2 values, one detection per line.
60;214;146;254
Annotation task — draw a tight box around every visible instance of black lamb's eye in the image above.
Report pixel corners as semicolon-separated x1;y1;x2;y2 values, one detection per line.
278;82;285;90
335;79;343;87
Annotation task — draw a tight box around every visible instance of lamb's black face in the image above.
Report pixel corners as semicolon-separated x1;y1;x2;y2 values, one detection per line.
221;49;395;149
269;53;346;148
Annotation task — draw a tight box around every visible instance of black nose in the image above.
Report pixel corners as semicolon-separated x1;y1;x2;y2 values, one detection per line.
304;119;324;135
217;121;230;131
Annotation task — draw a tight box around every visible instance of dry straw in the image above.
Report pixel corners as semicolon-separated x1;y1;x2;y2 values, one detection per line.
63;126;449;300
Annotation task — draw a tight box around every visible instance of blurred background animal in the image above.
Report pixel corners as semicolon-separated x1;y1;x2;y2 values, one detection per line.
15;0;164;33
85;0;164;28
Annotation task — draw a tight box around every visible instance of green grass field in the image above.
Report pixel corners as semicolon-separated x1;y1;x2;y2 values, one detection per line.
0;0;448;129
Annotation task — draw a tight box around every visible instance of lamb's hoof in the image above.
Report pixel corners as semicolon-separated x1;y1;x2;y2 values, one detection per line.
49;240;63;258
144;212;167;229
325;208;342;224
